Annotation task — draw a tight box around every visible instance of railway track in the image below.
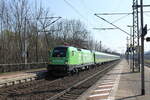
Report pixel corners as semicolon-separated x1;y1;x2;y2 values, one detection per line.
48;61;119;100
145;63;150;67
0;60;120;100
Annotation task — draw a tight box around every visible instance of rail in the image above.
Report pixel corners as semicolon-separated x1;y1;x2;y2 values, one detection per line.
47;61;119;100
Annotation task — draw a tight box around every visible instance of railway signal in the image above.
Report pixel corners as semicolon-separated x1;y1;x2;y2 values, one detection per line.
141;24;147;37
146;37;150;41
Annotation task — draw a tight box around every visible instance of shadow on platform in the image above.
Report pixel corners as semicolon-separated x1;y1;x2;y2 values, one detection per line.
116;94;141;100
106;72;132;76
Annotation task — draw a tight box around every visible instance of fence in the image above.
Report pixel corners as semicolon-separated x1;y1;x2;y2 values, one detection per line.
0;62;47;73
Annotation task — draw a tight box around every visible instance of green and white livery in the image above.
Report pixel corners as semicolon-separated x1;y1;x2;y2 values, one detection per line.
47;46;120;76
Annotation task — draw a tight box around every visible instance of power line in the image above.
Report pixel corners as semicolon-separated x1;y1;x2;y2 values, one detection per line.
63;0;97;29
78;0;100;28
78;0;93;14
93;28;118;30
94;14;131;36
63;0;88;21
96;13;132;15
111;14;130;23
96;11;150;15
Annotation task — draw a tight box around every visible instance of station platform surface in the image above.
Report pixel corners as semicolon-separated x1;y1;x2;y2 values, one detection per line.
77;59;150;100
0;68;46;87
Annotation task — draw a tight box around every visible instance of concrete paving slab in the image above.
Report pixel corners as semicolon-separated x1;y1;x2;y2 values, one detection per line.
76;60;124;100
114;60;150;100
77;59;150;100
0;68;46;87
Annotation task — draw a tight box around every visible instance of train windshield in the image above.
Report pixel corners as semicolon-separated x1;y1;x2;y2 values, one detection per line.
52;47;67;57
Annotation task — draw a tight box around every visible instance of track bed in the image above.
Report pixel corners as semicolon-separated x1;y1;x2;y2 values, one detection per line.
0;61;120;100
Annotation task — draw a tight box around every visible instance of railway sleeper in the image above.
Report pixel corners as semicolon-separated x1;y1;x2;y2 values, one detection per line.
59;94;79;100
58;92;81;100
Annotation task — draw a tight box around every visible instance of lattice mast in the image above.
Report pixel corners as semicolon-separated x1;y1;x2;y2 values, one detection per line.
132;0;140;72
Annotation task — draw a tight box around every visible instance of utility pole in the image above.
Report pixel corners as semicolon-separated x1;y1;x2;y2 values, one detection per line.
27;16;61;62
133;0;140;72
136;0;140;72
140;0;145;95
126;37;129;64
140;24;147;95
127;25;133;71
132;23;135;72
100;41;102;51
132;0;135;72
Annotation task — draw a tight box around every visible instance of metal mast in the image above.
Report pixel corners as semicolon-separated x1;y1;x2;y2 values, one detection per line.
133;0;140;72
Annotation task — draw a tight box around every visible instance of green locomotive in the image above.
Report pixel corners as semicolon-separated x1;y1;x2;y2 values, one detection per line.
47;46;120;76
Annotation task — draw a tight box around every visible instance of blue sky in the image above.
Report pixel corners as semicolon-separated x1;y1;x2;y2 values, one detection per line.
30;0;150;53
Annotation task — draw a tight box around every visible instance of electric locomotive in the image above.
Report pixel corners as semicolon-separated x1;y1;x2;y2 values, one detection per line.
47;46;120;76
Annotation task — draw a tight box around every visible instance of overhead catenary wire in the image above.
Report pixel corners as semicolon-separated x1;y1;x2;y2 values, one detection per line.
63;0;97;28
95;12;132;33
63;0;88;22
93;28;118;30
78;0;130;25
96;13;132;15
78;0;94;14
111;13;130;23
94;14;131;36
94;11;150;36
96;11;150;15
78;0;106;29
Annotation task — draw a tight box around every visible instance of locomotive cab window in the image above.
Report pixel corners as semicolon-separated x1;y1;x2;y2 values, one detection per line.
52;47;67;57
72;51;74;56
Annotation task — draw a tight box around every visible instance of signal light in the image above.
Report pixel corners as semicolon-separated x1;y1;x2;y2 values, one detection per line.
141;24;147;37
146;37;150;42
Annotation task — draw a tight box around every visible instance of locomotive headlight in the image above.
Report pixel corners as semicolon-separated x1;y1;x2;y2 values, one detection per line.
65;59;68;64
49;59;52;64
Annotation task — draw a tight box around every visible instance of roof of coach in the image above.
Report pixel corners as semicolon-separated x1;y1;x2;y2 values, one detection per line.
94;51;120;57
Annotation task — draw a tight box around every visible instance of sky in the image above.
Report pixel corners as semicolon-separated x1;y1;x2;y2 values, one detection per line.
30;0;150;54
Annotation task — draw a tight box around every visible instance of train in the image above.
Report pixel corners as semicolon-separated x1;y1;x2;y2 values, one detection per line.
47;46;120;76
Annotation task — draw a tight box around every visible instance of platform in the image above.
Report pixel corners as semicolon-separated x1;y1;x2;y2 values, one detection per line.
77;59;150;100
0;68;46;87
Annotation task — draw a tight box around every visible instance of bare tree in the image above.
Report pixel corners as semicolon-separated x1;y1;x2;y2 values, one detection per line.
0;0;118;73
